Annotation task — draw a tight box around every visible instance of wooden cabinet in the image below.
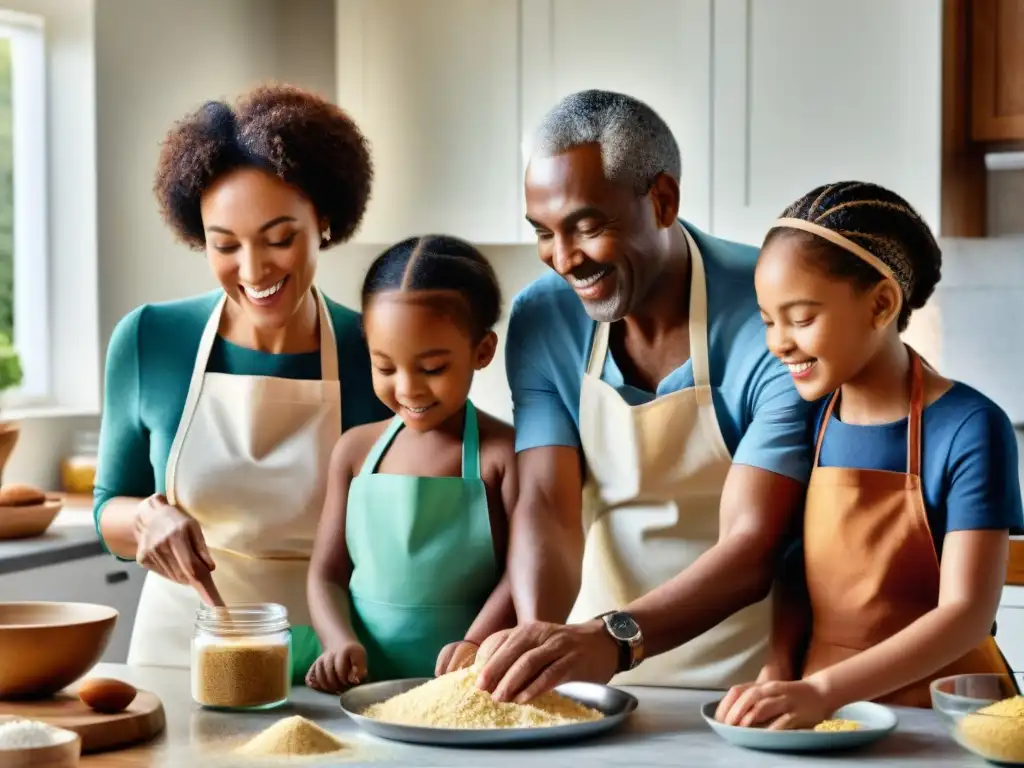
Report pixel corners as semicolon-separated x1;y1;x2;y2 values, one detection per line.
971;0;1024;142
335;0;522;244
0;556;145;664
711;0;943;246
518;0;712;241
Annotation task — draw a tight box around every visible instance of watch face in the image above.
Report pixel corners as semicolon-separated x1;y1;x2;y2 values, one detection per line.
607;612;640;641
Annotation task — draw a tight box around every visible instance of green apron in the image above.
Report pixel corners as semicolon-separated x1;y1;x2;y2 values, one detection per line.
346;400;498;681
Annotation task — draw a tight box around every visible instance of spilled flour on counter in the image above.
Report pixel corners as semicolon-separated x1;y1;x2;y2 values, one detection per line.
361;665;604;729
234;716;347;758
958;695;1024;763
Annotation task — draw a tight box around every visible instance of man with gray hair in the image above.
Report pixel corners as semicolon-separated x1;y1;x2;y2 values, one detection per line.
474;89;813;700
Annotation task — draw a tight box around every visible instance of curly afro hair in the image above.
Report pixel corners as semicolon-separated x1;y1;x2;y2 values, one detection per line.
154;83;373;250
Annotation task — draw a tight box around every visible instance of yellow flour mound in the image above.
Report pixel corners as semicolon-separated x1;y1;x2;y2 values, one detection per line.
958;695;1024;763
361;667;604;729
234;715;347;757
813;719;862;732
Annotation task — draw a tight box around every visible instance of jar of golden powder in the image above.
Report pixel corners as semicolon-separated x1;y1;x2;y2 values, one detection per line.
191;603;292;710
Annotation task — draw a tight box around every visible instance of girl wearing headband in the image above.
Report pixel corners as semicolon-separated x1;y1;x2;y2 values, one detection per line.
716;181;1022;729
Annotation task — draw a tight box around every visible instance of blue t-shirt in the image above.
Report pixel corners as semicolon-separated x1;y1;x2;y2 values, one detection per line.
815;382;1024;555
504;220;813;483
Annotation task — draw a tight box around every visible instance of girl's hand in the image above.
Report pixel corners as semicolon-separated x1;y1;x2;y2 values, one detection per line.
716;679;832;730
714;662;792;723
134;494;216;586
435;640;479;676
306;643;367;693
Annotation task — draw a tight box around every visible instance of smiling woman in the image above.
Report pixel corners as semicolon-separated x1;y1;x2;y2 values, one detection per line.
92;84;392;684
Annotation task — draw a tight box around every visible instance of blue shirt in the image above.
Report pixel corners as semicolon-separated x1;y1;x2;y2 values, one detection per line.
504;220;814;483
815;382;1024;555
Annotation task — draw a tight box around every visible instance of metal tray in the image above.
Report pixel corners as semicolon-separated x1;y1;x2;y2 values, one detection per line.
700;699;898;753
339;677;638;747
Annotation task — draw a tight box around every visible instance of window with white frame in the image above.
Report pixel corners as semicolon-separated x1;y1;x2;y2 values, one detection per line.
0;10;47;405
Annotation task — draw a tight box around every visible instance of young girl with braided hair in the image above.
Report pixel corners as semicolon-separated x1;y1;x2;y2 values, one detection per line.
305;234;517;693
717;181;1022;729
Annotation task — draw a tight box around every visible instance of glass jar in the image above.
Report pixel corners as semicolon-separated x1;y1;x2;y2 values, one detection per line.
191;603;292;710
61;430;99;495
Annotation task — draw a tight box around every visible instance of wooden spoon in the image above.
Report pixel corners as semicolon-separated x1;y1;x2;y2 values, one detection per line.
194;570;225;608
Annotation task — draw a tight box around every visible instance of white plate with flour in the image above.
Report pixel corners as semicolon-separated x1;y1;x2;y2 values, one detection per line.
340;678;638;747
701;700;898;753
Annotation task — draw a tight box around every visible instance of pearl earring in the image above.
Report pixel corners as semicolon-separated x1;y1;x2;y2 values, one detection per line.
321;225;331;242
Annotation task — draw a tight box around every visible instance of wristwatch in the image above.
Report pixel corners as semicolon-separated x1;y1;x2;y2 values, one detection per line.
597;611;644;673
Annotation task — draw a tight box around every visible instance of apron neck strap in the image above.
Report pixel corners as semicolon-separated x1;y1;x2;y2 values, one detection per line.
314;287;340;382
813;346;925;476
906;348;924;477
583;225;713;400
360;415;405;475
359;401;481;480
461;400;481;480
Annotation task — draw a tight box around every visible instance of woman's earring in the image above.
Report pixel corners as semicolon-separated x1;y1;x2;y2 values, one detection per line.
321;225;331;243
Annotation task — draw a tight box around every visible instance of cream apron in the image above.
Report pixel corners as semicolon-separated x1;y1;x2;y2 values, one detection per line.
567;229;772;689
127;288;341;668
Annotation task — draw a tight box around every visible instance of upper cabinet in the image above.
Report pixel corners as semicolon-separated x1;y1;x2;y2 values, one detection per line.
970;0;1024;142
519;0;712;241
711;0;943;245
335;0;1001;244
335;0;712;245
335;0;522;244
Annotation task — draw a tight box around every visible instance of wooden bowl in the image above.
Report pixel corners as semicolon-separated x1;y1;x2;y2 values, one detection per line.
0;604;117;700
0;499;63;541
0;715;81;767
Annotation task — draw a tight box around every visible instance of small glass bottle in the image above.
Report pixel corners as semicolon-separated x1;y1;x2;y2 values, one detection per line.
61;429;99;495
191;603;292;710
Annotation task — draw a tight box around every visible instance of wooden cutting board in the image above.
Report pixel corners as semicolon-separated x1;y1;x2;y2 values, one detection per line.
0;688;165;753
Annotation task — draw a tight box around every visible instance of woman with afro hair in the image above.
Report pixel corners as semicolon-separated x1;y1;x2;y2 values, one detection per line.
93;84;391;680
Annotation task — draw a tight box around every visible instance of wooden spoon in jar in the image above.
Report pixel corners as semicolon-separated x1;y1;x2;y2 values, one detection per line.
194;570;225;608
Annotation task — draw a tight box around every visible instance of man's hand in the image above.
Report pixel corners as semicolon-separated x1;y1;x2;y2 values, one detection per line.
473;620;618;703
435;641;479;676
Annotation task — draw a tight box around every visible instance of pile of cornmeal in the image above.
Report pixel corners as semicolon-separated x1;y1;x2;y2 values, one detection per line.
361;667;604;729
813;719;862;732
958;695;1024;763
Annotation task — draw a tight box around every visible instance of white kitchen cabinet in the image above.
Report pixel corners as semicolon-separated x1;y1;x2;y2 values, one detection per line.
335;0;522;244
0;556;145;664
710;0;943;246
518;0;713;241
997;586;1024;675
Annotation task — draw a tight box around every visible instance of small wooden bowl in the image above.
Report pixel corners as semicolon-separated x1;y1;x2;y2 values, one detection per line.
0;498;63;541
0;716;81;767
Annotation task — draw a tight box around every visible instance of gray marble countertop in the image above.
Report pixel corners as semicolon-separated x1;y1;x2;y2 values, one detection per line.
74;663;985;767
0;502;103;575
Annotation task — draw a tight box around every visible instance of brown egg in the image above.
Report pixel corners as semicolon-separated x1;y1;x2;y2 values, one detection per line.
78;677;137;714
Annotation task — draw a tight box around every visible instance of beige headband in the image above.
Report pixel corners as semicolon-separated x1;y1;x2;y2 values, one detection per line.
770;217;906;309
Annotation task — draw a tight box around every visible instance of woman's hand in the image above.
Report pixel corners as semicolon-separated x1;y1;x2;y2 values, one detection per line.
133;494;216;586
306;643;368;693
435;640;479;676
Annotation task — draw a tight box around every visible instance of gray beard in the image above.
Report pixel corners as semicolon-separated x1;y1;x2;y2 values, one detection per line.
582;295;627;323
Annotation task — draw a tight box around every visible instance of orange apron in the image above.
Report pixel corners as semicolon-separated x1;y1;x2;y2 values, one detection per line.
801;348;1012;708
